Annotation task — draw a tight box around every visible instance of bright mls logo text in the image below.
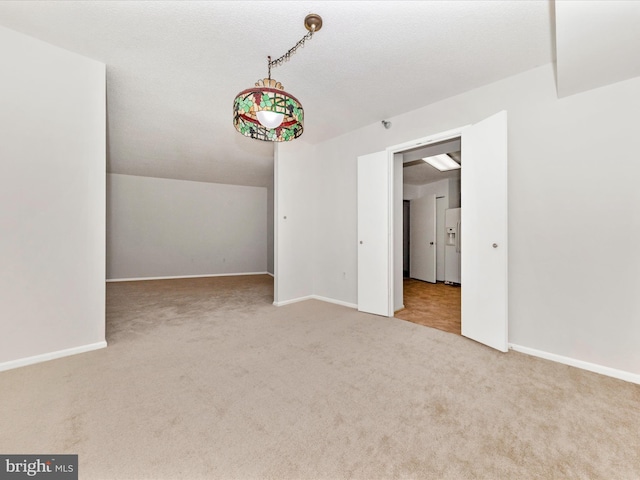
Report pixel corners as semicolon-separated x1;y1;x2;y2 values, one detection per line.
5;458;54;476
1;455;77;479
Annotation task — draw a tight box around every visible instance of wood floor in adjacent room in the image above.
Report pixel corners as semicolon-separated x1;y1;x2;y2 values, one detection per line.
395;278;461;335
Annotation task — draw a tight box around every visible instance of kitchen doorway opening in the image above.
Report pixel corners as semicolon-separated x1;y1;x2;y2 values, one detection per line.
357;111;508;352
395;139;462;335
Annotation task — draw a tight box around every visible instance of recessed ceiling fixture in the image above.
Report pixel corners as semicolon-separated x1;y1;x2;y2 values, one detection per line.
233;14;323;142
423;154;461;171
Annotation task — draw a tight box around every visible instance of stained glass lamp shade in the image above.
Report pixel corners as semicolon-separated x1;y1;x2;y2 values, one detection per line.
233;78;304;142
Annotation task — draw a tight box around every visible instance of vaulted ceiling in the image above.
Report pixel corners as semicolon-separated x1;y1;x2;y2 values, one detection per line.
0;1;635;188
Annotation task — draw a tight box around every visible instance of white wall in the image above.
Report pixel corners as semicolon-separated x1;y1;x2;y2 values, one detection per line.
394;155;403;311
404;177;459;204
0;26;106;367
404;179;450;201
276;63;640;376
448;177;461;209
273;142;315;304
107;174;267;279
403;184;422;201
267;176;274;275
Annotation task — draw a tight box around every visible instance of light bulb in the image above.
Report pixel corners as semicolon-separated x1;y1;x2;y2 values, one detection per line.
257;110;285;129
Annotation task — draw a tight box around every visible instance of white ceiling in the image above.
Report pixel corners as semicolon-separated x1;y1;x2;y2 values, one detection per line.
402;138;461;186
0;1;557;187
555;0;640;98
403;159;461;187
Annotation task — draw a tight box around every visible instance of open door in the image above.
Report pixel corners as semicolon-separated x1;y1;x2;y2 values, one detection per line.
357;151;390;316
409;194;436;283
357;113;508;351
461;111;508;352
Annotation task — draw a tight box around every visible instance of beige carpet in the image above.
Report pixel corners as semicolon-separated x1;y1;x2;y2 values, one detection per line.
1;275;639;479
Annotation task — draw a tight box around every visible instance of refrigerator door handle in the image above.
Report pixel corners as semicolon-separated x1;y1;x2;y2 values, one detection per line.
456;220;461;253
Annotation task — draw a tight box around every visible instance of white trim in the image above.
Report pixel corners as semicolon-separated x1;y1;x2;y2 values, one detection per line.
273;295;314;307
274;144;280;303
385;126;468;318
266;272;274;277
386;126;469;155
311;295;358;309
106;272;270;282
393;304;406;314
0;341;107;373
509;343;640;385
274;295;357;309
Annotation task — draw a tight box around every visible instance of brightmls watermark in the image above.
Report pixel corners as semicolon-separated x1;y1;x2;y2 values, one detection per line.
0;455;77;479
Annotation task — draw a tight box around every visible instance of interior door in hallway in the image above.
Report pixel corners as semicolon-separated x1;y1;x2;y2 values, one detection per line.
403;201;410;278
410;194;436;283
436;196;447;281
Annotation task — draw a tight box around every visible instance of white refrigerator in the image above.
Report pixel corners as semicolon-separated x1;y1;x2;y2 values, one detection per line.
444;208;461;285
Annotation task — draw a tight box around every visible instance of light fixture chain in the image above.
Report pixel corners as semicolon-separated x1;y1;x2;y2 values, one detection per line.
268;30;314;75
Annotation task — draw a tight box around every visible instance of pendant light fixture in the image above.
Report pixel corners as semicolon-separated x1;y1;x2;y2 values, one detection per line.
233;14;323;142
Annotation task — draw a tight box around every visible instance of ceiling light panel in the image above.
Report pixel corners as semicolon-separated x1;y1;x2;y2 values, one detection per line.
422;154;461;171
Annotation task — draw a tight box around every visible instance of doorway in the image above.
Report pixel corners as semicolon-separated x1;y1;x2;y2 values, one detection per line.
395;280;461;334
396;144;462;335
357;111;508;352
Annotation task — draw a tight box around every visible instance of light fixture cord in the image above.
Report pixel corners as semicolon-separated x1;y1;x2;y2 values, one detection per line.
268;29;315;80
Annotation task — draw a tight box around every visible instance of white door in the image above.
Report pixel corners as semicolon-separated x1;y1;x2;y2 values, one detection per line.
410;194;436;283
357;151;390;316
436;196;447;281
461;111;508;352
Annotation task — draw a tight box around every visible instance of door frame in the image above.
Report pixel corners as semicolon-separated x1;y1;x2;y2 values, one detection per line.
363;119;508;353
389;126;468;314
435;195;448;282
389;120;508;350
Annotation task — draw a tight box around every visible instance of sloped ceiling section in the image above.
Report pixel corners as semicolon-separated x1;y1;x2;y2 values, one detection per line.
555;0;640;98
0;1;555;187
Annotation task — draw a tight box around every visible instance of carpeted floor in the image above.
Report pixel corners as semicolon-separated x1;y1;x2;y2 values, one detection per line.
0;274;639;479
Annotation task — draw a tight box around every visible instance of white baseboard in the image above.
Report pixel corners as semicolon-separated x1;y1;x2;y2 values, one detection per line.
273;295;314;307
273;295;357;309
107;272;270;282
0;341;108;373
266;272;274;278
310;295;358;309
509;343;640;385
